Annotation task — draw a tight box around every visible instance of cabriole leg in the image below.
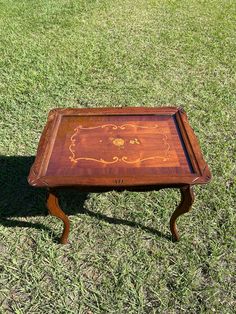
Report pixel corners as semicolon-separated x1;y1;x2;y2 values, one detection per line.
170;185;195;241
46;190;70;244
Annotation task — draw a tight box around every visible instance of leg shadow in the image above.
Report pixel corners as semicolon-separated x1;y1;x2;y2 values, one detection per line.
0;156;87;241
62;190;171;240
80;208;171;240
0;156;170;241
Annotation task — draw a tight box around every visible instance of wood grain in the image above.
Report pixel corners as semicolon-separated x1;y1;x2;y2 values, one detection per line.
28;107;211;243
28;107;211;188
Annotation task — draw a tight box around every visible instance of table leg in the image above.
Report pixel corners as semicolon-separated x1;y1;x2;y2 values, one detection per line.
46;190;70;244
170;185;194;241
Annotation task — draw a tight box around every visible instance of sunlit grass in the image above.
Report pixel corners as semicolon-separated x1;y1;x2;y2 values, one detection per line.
0;0;235;312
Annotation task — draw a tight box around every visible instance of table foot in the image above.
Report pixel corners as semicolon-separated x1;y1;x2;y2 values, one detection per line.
46;190;70;244
170;185;194;241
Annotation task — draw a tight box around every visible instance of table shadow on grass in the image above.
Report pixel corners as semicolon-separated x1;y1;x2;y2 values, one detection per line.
0;156;170;241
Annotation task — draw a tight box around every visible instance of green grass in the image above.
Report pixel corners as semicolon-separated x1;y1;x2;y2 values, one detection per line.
0;0;235;312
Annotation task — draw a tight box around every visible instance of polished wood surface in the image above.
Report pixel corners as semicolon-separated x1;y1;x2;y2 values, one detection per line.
46;190;70;244
170;186;195;241
28;107;211;244
28;107;211;188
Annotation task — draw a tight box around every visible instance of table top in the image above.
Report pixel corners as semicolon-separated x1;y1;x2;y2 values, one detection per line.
28;107;211;189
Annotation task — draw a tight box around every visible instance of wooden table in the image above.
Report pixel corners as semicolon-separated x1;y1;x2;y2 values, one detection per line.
28;107;211;244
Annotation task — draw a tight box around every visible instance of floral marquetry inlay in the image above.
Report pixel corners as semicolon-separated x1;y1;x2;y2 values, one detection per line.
69;123;170;165
112;138;125;147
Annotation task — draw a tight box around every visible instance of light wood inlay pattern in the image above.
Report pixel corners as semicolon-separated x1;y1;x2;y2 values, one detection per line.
28;107;211;244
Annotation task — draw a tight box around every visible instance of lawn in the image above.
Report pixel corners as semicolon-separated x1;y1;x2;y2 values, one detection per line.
0;0;235;313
